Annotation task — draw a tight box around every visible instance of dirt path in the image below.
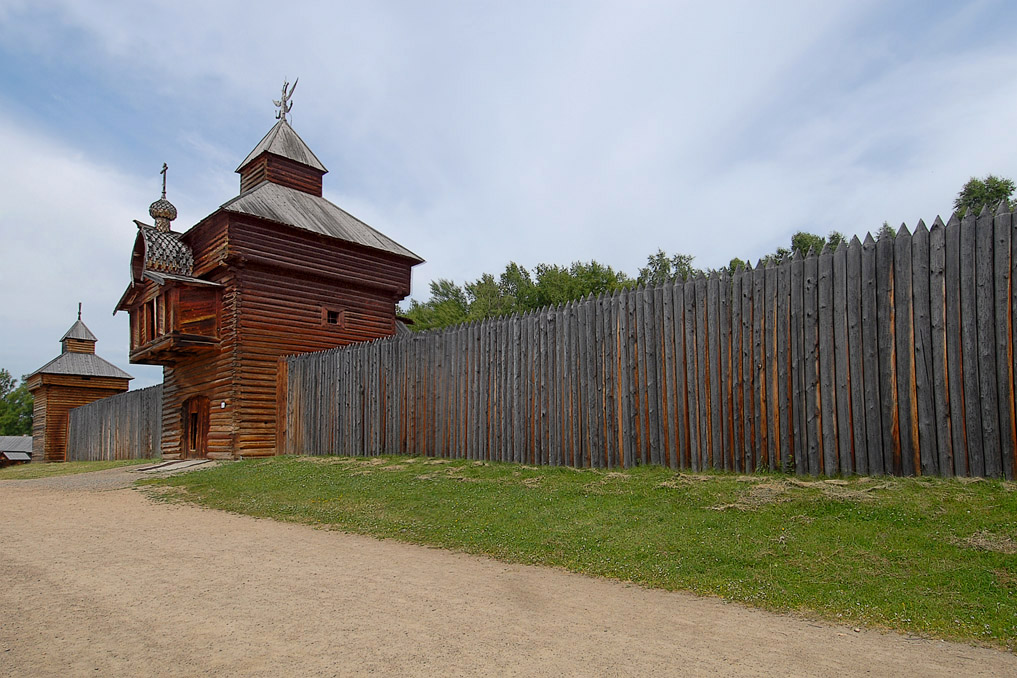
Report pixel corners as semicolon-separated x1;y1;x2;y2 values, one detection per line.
2;468;1014;677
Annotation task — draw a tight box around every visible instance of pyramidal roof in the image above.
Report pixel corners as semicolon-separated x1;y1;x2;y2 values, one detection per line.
61;318;97;342
236;119;327;173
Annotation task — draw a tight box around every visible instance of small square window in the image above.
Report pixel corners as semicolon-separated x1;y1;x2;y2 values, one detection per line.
322;307;345;327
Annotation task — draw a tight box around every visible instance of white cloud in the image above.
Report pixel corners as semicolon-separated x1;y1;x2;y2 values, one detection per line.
0;115;163;387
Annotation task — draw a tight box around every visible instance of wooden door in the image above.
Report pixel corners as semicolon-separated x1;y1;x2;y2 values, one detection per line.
182;396;210;459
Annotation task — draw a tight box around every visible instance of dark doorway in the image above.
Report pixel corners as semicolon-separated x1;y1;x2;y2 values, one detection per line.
181;396;210;459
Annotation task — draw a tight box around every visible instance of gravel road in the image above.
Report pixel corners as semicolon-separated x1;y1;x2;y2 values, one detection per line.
1;466;1014;677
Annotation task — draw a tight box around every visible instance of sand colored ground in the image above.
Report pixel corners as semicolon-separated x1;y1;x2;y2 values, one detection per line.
1;466;1015;677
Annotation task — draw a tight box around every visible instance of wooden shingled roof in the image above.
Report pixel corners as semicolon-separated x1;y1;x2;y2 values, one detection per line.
236;119;327;173
29;350;133;380
220;181;423;263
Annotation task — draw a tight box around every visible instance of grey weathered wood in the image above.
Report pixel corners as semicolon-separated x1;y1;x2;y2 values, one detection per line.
846;237;867;475
944;214;966;476
993;206;1016;480
687;278;703;469
674;282;690;469
777;260;792;472
911;221;938;476
803;251;821;476
833;242;853;475
875;231;897;476
645;287;662;466
67;385;163;461
741;264;755;471
893;225;916;476
694;276;709;470
764;264;778;471
708;273;723;470
790;254;806;474
731;269;744;471
719;272;733;470
661;284;677;468
818;246;838;475
604;292;620;468
959;209;984;476
752;264;767;471
928;219;952;476
975;206;1001;477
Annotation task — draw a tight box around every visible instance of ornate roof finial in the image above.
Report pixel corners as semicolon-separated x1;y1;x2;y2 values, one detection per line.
78;302;82;320
274;77;298;122
149;162;178;232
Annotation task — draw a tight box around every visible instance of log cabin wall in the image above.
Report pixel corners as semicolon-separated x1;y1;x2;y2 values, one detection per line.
239;154;324;197
27;375;129;462
226;216;414;456
160;216;238;460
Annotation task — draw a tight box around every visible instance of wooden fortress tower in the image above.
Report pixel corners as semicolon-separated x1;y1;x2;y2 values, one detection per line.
115;87;422;459
27;309;133;462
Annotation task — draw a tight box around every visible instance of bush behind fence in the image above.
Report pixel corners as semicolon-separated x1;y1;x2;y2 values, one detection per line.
67;385;163;461
282;206;1017;478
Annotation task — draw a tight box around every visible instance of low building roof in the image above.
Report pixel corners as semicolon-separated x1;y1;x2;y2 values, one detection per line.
220;180;423;263
29;352;133;380
0;436;32;453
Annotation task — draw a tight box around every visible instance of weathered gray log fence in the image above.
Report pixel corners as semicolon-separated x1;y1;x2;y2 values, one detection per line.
281;206;1017;478
67;385;163;461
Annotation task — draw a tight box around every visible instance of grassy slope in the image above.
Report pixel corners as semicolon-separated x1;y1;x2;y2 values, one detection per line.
145;455;1017;649
0;458;153;480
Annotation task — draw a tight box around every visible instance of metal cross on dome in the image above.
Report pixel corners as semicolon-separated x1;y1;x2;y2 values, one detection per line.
160;163;168;199
274;78;298;121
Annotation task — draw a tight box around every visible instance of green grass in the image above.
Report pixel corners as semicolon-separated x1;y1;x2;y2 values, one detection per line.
0;458;154;480
143;455;1017;649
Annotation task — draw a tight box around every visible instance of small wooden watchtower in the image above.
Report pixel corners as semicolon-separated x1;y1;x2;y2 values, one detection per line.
26;309;133;462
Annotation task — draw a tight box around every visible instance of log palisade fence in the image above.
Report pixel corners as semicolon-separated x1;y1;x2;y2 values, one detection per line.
66;385;163;461
281;206;1017;478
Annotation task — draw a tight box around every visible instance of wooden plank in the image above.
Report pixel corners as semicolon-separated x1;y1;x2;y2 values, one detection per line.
719;272;734;471
660;285;676;469
625;289;640;468
875;230;898;476
846;237;867;475
765;264;779;472
912;221;938;475
752;265;767;471
730;269;744;471
803;251;821;476
673;282;689;469
605;292;620;468
741;264;754;472
644;288;662;466
976;207;1002;477
776;260;792;473
944;215;965;476
790;254;806;474
696;276;711;470
959;209;984;476
818;246;838;475
684;280;700;470
708;273;723;470
1004;206;1017;480
832;242;853;475
892;224;916;476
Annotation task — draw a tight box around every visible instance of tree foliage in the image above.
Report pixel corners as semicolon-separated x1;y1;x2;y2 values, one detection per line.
401;254;678;332
0;369;33;436
954;175;1016;218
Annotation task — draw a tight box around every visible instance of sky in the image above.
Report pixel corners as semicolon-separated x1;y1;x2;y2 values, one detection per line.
1;0;1016;390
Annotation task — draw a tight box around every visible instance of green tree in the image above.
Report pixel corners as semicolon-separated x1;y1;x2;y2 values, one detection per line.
637;249;697;285
0;369;33;436
877;221;896;240
954;175;1016;217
